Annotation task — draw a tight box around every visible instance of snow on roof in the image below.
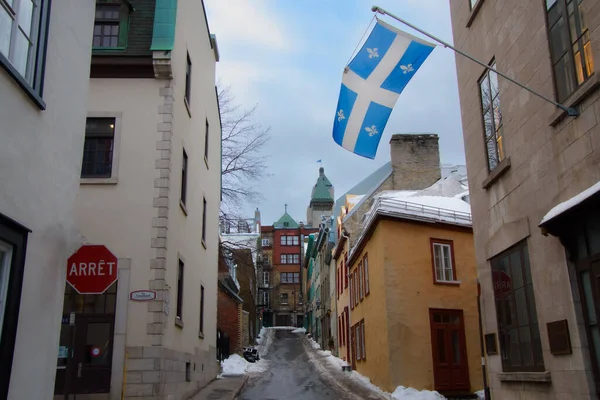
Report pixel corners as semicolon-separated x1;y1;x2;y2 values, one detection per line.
541;180;600;225
347;195;365;206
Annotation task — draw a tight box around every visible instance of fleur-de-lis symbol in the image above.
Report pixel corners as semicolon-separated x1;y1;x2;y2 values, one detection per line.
400;64;414;74
365;125;379;137
337;109;345;122
367;48;379;59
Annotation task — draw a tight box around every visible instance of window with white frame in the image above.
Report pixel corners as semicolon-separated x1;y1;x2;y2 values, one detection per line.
261;238;270;247
0;0;49;98
432;240;456;282
261;290;269;307
280;235;299;246
262;271;269;286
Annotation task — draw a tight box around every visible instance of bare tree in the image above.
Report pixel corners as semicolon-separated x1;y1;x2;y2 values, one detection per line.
219;82;270;210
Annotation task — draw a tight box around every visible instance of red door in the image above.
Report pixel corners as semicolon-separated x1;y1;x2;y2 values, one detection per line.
429;309;470;392
350;325;356;370
344;307;350;362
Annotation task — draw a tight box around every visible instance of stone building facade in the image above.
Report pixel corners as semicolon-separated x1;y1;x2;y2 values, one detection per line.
450;0;600;398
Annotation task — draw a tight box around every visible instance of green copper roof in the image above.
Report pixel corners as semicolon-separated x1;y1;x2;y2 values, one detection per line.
150;0;177;51
274;211;299;228
311;167;334;202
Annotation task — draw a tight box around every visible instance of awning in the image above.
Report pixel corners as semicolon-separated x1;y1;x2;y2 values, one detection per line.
540;181;600;228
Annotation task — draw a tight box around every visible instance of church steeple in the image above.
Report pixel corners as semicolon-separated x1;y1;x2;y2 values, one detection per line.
307;167;334;227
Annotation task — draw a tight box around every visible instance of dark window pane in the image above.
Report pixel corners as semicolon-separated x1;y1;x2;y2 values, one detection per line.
94;25;101;35
437;330;446;363
486;138;499;171
111;25;119;36
515;288;529;326
452;330;461;364
103;25;111;35
110;36;118;47
479;75;490;109
85;322;111;365
532;322;544;366
508;328;520;366
550;17;570;62
93;37;101;47
510;251;523;289
519;326;534;366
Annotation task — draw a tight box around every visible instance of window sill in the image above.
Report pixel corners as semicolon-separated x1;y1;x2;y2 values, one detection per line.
549;74;600;127
482;157;511;189
184;97;191;118
0;53;46;110
498;371;551;383
466;0;485;28
434;280;462;286
198;331;204;339
180;200;188;216
92;46;127;52
175;317;184;329
80;177;118;185
202;239;207;249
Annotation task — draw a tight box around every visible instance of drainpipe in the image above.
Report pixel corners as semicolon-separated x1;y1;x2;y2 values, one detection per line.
341;229;351;368
477;281;491;400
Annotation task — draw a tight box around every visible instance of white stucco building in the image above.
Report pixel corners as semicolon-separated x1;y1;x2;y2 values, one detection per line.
53;1;222;399
0;0;95;399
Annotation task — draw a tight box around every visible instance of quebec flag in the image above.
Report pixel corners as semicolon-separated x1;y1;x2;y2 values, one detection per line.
332;20;435;159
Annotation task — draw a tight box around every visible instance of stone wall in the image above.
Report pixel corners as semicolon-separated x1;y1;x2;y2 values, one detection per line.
123;345;218;400
390;134;441;191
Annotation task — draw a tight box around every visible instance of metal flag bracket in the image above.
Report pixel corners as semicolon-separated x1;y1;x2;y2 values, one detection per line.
371;5;580;118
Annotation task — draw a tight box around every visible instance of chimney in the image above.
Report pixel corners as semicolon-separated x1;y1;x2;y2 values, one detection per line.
389;134;441;190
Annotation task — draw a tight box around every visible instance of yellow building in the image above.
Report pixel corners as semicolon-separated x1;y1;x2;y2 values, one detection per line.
346;187;483;397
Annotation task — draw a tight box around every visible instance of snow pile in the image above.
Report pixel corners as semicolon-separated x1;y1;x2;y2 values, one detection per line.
541;180;600;224
391;386;445;400
257;327;274;358
307;336;447;400
476;390;485;400
220;354;268;376
221;354;249;376
270;326;297;330
292;327;306;334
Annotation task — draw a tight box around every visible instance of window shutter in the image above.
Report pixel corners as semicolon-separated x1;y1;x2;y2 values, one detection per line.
350;273;354;309
344;254;349;287
364;255;370;295
361;320;366;360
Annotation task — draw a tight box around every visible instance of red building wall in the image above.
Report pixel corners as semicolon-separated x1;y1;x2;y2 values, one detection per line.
217;285;242;353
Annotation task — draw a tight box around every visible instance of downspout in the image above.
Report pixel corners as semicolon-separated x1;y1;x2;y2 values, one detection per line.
341;229;351;367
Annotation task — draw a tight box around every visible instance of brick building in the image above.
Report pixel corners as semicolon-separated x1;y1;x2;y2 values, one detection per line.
450;1;600;398
217;244;242;357
232;248;258;347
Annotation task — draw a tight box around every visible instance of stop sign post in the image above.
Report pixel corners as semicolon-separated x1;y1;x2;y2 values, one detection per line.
67;245;118;294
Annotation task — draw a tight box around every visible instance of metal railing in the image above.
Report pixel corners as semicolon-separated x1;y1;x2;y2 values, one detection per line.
366;197;472;226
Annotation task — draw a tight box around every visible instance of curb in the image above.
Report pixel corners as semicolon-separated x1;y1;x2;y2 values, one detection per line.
232;375;249;399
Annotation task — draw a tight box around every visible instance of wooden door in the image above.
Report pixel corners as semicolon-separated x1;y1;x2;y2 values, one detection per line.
429;309;470;392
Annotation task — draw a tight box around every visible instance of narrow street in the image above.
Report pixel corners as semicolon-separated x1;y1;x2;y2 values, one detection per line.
237;330;354;400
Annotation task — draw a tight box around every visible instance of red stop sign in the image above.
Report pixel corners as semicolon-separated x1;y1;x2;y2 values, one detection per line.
67;245;118;294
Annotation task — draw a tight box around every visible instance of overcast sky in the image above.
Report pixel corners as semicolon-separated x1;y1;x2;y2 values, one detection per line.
204;0;466;226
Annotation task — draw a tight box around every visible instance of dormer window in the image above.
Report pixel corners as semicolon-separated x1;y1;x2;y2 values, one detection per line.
93;1;130;49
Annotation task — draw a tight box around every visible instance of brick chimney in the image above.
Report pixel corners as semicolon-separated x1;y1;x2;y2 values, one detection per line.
389;134;441;190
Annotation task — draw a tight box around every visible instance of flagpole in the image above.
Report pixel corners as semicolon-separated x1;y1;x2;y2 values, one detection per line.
371;6;580;117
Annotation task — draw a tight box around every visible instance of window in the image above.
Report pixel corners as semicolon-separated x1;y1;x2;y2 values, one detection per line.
359;261;364;300
202;198;207;244
344;254;349;288
237;220;249;233
93;4;119;47
280;254;299;264
492;241;544;372
363;254;370;295
280;293;288;304
185;362;191;382
280;272;299;284
0;0;50;107
355;324;362;361
176;259;184;321
354;270;359;307
280;235;300;246
479;62;504;171
185;52;191;105
350;272;354;309
546;0;594;102
204;118;209;160
181;149;188;205
469;0;478;9
0;240;12;348
361;320;366;359
199;285;204;334
261;238;270;247
261;290;269;307
262;271;270;286
294;272;299;283
432;240;457;283
81;118;115;179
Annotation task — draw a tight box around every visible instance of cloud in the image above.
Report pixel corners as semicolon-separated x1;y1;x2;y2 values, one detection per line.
205;0;292;51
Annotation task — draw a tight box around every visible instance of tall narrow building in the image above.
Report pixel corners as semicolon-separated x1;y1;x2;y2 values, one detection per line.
55;1;222;398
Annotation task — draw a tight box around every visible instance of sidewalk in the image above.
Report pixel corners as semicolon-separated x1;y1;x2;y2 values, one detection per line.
303;338;389;400
189;375;248;400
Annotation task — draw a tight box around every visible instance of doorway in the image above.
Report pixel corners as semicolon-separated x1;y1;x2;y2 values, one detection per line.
54;283;117;395
429;308;470;392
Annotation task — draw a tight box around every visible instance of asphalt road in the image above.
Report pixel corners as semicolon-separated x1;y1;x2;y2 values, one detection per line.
237;329;354;400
